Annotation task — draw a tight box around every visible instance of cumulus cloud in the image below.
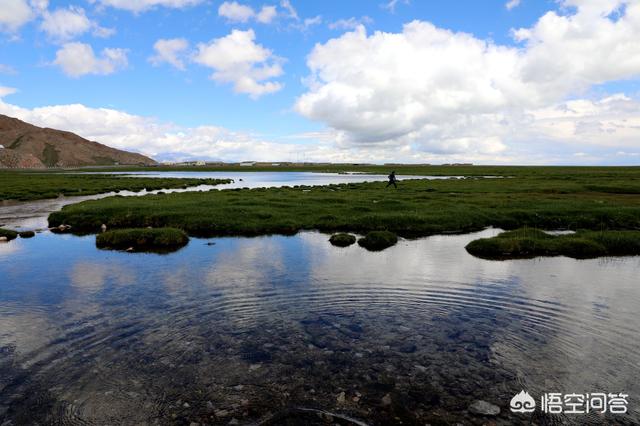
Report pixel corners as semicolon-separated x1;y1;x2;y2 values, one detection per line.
0;98;322;162
193;29;283;98
0;92;639;164
296;1;640;157
53;42;128;77
89;0;202;13
40;6;114;41
0;0;34;33
149;38;189;70
218;2;277;24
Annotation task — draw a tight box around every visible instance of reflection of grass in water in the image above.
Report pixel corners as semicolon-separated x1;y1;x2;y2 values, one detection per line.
96;228;189;252
358;231;398;251
466;228;640;259
0;170;231;201
329;233;356;247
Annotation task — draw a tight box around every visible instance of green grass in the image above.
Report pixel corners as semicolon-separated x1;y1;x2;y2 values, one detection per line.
329;233;357;247
96;228;189;252
358;231;398;251
0;228;18;241
0;170;231;201
49;170;640;238
466;228;640;259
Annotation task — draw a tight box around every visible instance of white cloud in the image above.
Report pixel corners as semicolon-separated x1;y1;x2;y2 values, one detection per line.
505;0;521;10
0;86;18;98
279;0;298;20
0;0;34;33
382;0;409;13
218;1;254;23
89;0;203;13
0;99;319;162
296;1;640;158
218;2;278;24
193;29;283;98
1;93;639;164
149;38;189;70
256;5;277;23
329;16;373;31
40;6;114;41
53;42;128;77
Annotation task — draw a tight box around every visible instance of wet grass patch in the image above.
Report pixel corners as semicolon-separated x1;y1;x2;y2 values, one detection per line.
466;228;640;259
0;228;18;241
358;231;398;251
96;228;189;252
329;233;357;247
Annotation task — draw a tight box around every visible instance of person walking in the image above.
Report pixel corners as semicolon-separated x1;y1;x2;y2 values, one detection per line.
386;171;398;189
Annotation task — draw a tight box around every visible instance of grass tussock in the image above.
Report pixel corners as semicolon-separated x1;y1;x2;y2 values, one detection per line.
358;231;398;251
18;231;35;238
465;228;640;259
0;228;18;241
329;233;356;247
96;228;189;252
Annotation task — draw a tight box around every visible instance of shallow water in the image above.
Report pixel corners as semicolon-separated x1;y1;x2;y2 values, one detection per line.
0;172;444;230
1;229;639;425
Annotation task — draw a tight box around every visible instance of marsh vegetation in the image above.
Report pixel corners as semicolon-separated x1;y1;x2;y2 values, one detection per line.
47;166;640;257
96;227;189;252
0;170;231;201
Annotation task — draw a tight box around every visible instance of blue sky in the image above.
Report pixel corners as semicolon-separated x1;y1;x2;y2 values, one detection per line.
1;0;639;164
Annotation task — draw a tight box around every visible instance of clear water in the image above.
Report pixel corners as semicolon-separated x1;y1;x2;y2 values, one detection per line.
1;229;639;425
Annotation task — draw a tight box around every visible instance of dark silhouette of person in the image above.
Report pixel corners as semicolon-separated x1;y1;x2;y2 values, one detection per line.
386;171;398;188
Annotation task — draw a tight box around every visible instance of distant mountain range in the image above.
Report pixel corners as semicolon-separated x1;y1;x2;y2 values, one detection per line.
0;114;157;168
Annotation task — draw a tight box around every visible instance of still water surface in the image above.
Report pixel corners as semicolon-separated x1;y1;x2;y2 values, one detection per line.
1;229;639;424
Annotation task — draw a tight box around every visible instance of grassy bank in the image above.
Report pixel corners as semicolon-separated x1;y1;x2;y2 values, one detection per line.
466;228;640;259
49;170;640;244
0;170;231;201
96;228;189;252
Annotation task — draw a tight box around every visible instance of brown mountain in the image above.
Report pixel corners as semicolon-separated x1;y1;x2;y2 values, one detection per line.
0;114;157;168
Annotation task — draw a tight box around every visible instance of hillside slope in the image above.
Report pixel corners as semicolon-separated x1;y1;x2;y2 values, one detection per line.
0;114;156;168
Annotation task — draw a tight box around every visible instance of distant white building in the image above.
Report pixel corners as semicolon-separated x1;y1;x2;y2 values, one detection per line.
195;161;206;166
240;161;256;167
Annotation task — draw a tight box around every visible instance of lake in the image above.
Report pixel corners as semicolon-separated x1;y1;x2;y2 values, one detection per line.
0;172;638;425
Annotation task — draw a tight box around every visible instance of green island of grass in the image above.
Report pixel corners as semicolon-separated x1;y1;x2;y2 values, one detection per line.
466;228;640;259
329;233;357;247
96;228;189;252
358;231;399;251
45;166;640;258
0;228;18;241
0;170;231;201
